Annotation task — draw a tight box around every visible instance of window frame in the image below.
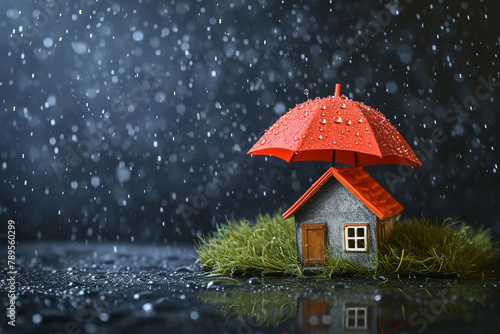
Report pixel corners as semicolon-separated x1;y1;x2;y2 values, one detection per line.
343;223;369;253
344;306;369;330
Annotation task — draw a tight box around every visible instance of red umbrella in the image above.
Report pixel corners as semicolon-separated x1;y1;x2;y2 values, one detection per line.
247;84;421;167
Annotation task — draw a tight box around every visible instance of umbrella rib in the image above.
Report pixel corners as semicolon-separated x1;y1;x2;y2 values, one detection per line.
294;101;326;153
361;109;384;158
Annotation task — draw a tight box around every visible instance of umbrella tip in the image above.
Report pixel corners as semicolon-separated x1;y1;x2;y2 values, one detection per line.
303;88;309;100
334;83;341;98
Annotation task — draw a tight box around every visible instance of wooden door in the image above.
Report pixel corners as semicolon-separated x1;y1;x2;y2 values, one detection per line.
301;223;326;266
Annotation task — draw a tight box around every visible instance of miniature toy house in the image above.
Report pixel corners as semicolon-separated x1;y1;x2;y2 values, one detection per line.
282;166;403;269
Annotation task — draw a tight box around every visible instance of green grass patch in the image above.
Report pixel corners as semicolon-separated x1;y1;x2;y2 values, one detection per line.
195;213;301;277
195;213;499;279
378;217;499;278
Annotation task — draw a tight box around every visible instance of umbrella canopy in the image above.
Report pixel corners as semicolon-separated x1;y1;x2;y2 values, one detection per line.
247;84;421;167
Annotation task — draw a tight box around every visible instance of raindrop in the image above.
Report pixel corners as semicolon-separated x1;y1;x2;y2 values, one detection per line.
341;103;346;109
116;166;131;183
355;132;359;137
320;105;326;110
304;112;308;117
334;117;342;123
298;104;303;110
358;119;363;123
142;303;153;312
132;30;144;42
303;89;309;99
71;41;88;54
6;9;21;19
43;37;53;48
91;176;100;187
32;314;42;324
346;120;351;125
261;138;266;144
318;135;323;140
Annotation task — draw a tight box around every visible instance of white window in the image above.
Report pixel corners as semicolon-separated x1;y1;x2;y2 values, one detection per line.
345;306;368;330
344;223;368;252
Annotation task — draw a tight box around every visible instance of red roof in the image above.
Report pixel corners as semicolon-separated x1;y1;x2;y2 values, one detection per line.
282;167;404;220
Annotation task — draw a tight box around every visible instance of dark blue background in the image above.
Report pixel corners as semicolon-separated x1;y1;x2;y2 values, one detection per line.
1;0;499;242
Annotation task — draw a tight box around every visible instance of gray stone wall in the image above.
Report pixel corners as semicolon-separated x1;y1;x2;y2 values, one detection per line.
294;178;377;268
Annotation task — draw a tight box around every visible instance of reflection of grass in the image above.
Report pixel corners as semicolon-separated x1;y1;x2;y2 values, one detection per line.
199;282;491;329
199;289;297;327
196;213;499;278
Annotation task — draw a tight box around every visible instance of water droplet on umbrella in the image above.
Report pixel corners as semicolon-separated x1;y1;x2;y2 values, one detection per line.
318;135;323;139
303;89;309;98
346;120;351;125
334;117;342;123
321;105;326;110
341;103;346;109
358;119;363;123
261;138;266;144
321;119;326;124
355;132;359;137
298;104;303;110
304;112;308;117
293;136;297;141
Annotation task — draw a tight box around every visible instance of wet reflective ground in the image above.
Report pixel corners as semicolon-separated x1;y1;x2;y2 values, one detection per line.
2;243;500;334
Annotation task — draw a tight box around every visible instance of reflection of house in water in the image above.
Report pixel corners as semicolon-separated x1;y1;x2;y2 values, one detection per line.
298;297;373;333
200;282;477;334
298;296;402;333
299;299;329;332
344;305;369;331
